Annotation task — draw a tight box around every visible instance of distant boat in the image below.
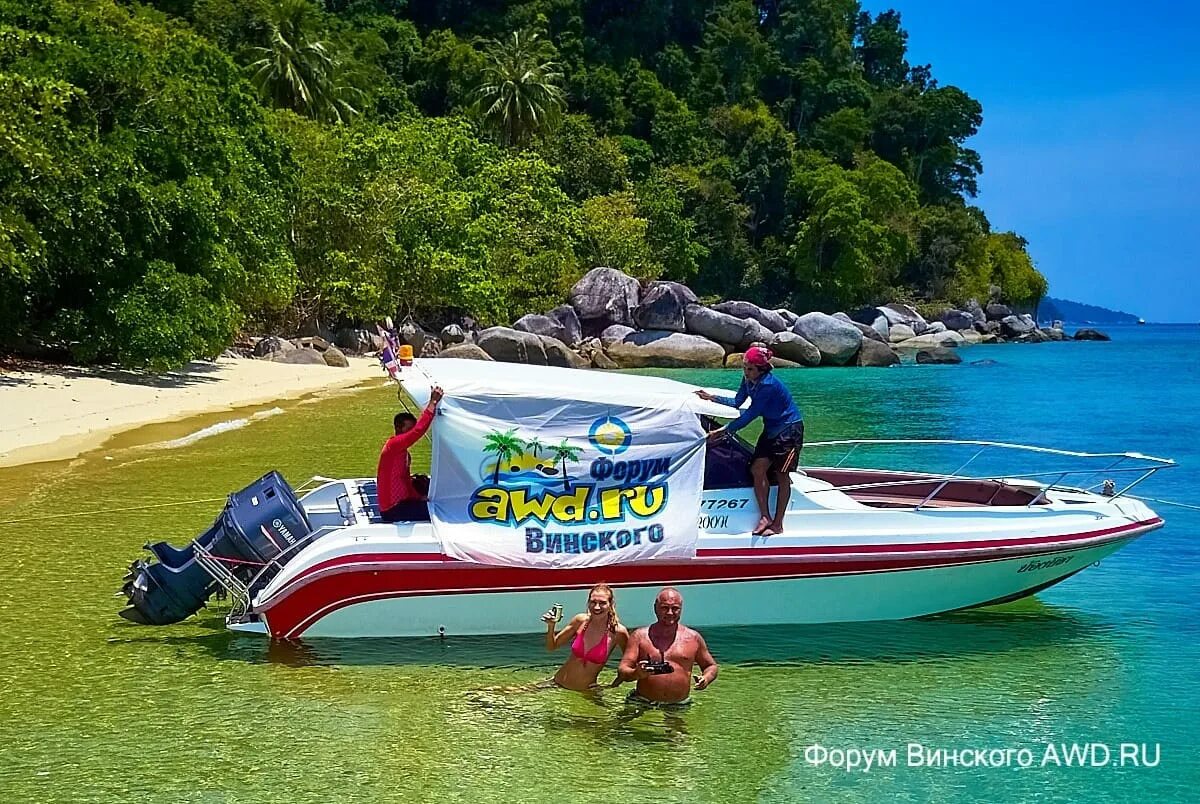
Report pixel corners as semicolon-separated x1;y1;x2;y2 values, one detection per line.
1138;318;1146;325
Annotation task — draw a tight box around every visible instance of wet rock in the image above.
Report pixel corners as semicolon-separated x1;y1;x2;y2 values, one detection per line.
606;331;725;369
633;282;690;332
439;343;493;360
476;327;549;365
791;312;863;365
1044;327;1066;341
546;305;583;347
322;346;349;367
856;339;900;367
970;358;1000;366
712;300;789;332
1073;328;1111;341
569;266;640;329
768;331;821;367
916;347;962;365
1017;329;1051;343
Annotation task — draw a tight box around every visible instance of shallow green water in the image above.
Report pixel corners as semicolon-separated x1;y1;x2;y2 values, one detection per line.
2;330;1197;802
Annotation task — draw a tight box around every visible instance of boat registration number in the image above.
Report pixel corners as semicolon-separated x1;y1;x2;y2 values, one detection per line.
701;498;750;510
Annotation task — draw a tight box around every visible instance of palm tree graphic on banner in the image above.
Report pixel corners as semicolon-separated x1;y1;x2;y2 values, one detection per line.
482;429;526;484
548;439;583;491
523;436;545;459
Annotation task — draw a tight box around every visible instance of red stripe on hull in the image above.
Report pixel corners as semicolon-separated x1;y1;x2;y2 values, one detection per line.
257;517;1160;639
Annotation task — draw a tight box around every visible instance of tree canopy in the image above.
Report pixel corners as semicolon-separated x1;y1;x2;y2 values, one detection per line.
1;0;1047;367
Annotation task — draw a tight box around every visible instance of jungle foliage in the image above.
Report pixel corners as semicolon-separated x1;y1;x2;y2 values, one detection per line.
1;0;1047;367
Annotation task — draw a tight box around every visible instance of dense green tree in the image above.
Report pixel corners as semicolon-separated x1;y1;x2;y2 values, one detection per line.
246;0;360;122
473;30;566;147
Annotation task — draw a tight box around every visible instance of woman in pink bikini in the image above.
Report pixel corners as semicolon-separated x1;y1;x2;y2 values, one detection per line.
541;583;629;690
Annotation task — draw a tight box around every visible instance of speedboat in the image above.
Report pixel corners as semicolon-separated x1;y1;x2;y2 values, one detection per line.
119;360;1171;639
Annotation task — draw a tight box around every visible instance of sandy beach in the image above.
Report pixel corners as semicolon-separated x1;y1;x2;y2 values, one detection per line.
0;356;382;468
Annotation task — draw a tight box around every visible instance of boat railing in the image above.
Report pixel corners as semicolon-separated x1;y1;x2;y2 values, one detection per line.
802;439;1175;509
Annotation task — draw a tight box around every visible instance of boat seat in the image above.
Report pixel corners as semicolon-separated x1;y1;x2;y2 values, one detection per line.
789;474;867;510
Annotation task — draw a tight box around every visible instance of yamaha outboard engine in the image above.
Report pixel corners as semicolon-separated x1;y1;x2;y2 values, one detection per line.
119;471;312;625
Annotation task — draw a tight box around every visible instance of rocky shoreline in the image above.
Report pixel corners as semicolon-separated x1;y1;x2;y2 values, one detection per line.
241;267;1112;370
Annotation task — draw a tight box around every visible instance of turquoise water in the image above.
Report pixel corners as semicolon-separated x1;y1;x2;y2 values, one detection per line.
1;325;1197;802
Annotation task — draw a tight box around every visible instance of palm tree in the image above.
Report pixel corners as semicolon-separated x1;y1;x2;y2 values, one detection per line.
523;436;545;458
548;439;583;491
473;30;565;147
246;0;359;123
482;429;526;484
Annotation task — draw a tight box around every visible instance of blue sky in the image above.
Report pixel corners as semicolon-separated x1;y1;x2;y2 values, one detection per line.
866;0;1200;321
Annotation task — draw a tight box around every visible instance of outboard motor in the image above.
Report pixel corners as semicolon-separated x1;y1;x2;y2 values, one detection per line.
119;471;312;625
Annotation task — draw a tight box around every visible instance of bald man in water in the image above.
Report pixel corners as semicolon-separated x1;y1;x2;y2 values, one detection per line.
618;587;718;706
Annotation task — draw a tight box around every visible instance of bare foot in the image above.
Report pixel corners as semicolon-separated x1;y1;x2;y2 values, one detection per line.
752;516;771;535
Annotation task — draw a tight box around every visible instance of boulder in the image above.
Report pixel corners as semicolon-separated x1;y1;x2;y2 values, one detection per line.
397;316;426;355
1044;327;1066;341
684;304;753;347
888;323;916;343
741;318;776;350
591;350;618;370
937;310;976;331
538;335;589;369
926;321;947;334
985;303;1012;321
546;305;583;347
605;331;726;369
1052;319;1064;330
970;359;1000;367
334;328;384;354
964;299;986;324
1000;315;1035;338
293;336;330;352
712;300;788;333
960;329;983;344
791;312;863;366
894;331;965;349
440;324;466;347
1017;329;1050;343
321;346;349;367
1073;328;1111;341
916;347;962;365
599;324;637;348
768;331;821;367
270;347;327;365
475;327;548;365
633;282;690;332
834;312;885;343
877;303;928;335
253;336;294;358
774;308;800;327
647;280;699;305
848;306;884;326
439;343;493;361
513;313;568;344
1019;313;1036;329
419;339;441;357
568;267;640;329
856;339;900;367
977;320;1002;335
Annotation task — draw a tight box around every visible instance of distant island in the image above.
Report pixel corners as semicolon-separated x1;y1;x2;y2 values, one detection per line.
1039;297;1139;325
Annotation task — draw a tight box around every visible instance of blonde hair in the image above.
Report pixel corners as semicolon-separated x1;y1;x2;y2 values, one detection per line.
585;582;621;634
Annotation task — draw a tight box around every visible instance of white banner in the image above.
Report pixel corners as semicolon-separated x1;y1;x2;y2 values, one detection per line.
428;395;705;568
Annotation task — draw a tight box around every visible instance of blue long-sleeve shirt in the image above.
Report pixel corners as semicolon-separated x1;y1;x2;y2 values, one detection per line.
715;372;803;438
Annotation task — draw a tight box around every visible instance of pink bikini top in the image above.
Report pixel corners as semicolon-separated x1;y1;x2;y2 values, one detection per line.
571;626;611;665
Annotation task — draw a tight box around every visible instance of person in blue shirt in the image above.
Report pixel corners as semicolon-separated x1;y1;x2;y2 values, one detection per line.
695;345;804;536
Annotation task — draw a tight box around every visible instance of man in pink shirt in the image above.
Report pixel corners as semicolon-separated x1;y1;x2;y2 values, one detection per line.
376;386;443;522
